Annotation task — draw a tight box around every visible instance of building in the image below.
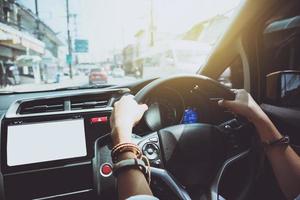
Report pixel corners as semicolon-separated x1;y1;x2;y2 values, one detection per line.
183;15;231;44
0;0;63;83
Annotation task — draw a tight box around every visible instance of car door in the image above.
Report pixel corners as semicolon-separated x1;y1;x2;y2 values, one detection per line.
254;10;300;200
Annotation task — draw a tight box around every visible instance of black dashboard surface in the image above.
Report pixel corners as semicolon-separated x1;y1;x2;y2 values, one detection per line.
0;78;155;115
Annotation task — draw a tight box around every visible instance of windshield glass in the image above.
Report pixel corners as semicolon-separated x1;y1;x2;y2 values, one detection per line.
0;0;242;92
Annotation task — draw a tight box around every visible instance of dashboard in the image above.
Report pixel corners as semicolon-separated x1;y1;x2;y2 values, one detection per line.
0;89;124;200
0;80;234;200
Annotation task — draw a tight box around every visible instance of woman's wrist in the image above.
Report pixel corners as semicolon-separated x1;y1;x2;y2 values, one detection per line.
116;151;137;162
111;126;133;145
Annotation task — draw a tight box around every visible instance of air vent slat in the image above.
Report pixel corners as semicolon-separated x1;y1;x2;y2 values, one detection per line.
19;100;65;114
17;95;110;115
70;96;109;110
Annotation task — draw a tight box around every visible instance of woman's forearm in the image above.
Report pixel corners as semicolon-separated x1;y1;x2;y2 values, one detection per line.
253;115;300;199
252;112;282;142
116;152;153;200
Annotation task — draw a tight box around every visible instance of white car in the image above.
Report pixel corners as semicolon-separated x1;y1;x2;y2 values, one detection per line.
112;68;125;78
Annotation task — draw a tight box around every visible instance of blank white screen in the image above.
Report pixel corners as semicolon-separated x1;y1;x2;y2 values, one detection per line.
7;119;87;166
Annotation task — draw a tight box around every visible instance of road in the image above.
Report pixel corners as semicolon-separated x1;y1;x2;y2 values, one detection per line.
0;66;196;92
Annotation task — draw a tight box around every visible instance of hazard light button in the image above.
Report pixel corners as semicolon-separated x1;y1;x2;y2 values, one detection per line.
100;163;112;177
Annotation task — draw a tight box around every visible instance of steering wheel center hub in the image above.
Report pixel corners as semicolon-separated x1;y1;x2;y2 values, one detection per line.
158;124;225;187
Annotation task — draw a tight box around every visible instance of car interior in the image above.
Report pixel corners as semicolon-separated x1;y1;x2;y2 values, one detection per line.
0;0;300;199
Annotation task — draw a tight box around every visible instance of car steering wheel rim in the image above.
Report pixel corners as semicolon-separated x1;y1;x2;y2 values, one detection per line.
134;74;235;132
94;74;260;200
133;74;258;200
134;74;235;103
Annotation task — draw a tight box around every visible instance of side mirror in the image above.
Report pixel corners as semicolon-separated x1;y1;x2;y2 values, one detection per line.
266;70;300;107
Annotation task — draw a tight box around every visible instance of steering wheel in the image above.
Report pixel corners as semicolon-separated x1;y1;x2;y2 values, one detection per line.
93;75;259;200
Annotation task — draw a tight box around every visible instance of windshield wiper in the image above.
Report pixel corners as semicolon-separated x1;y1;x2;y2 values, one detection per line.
53;83;115;91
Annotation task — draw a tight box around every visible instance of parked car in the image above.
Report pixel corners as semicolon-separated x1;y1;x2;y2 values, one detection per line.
89;68;108;85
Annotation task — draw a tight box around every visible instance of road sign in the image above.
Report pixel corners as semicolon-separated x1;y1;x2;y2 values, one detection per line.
66;54;72;64
74;39;88;53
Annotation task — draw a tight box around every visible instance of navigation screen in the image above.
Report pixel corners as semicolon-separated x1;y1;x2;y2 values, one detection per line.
7;119;87;166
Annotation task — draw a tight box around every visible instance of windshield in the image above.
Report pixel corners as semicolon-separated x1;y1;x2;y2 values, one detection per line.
0;0;242;92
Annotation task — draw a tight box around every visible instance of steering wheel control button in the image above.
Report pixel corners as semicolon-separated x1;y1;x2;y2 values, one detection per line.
147;148;154;154
224;125;231;129
143;143;159;160
153;159;161;167
90;116;108;124
100;163;112;177
149;137;158;143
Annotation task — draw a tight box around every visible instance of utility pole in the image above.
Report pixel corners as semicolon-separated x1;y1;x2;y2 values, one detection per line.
34;0;39;16
149;0;155;47
34;0;41;39
66;0;73;79
70;14;78;38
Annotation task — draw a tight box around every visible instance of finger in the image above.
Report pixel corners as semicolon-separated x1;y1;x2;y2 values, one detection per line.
136;104;148;119
113;100;119;107
218;99;224;106
122;94;134;99
230;89;238;93
127;94;135;98
218;99;236;108
139;104;148;112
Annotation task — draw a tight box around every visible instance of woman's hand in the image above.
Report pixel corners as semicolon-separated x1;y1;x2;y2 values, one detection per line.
110;95;148;145
218;89;267;123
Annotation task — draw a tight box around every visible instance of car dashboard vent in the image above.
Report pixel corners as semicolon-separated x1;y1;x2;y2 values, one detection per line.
70;95;110;110
19;99;65;114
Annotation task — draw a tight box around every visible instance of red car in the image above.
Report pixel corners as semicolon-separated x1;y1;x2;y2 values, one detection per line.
88;68;108;85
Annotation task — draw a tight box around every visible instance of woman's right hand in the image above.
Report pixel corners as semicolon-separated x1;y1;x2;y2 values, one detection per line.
110;95;148;145
218;89;267;123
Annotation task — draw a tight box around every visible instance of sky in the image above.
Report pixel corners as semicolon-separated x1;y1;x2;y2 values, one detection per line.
17;0;241;60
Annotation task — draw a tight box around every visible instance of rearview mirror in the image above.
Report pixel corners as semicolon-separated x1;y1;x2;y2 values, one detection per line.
266;70;300;107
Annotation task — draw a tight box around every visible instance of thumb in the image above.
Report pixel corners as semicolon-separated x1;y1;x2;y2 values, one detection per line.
134;104;148;125
139;104;148;112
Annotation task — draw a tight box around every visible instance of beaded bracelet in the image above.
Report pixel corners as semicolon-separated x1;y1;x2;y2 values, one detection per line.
111;143;142;163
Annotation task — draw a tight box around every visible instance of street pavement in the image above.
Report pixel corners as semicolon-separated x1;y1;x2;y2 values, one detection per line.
0;66;197;92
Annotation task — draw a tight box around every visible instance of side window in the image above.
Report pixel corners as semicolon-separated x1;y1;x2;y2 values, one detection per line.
218;56;244;89
262;15;300;107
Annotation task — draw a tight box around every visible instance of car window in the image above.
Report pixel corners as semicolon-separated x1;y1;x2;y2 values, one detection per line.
0;0;242;92
218;56;244;89
261;9;300;107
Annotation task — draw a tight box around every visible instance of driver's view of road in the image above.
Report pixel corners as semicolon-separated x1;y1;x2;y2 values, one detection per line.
0;0;300;200
0;0;240;92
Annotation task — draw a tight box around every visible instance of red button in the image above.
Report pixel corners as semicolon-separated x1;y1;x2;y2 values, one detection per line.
90;116;108;124
101;163;112;176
